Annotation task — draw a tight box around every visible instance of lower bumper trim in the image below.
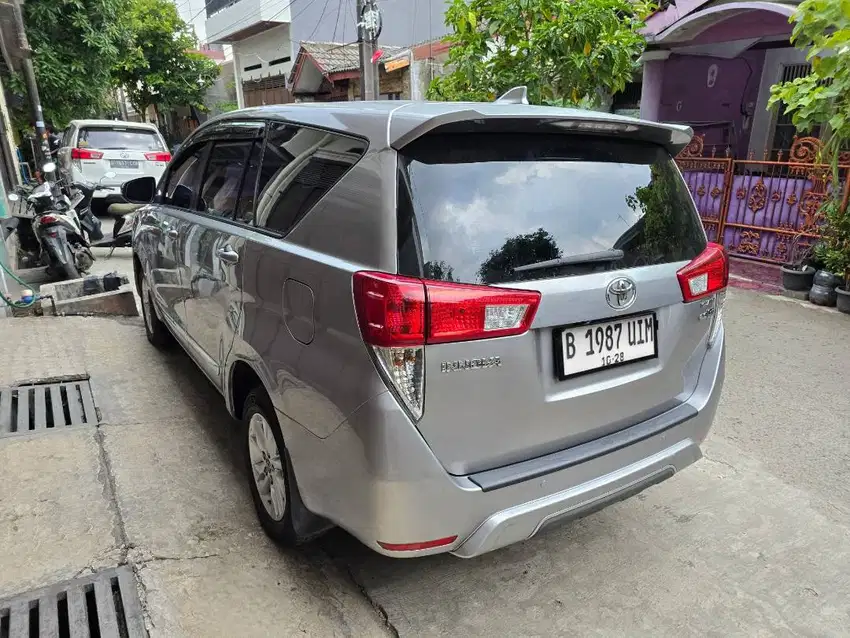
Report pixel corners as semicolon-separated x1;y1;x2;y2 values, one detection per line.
469;404;698;492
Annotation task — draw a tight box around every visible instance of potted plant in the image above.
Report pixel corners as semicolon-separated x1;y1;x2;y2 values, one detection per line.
767;0;850;307
809;200;850;309
780;233;817;292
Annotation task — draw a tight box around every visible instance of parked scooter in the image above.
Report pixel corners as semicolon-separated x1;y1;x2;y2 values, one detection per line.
91;202;140;256
7;163;110;280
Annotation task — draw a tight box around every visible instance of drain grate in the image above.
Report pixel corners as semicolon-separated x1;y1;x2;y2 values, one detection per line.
0;379;98;437
0;566;146;638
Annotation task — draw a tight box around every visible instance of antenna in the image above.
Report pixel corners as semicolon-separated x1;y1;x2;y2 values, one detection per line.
495;86;529;105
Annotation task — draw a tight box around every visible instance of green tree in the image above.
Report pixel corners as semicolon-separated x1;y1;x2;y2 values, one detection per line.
113;0;220;120
8;0;129;126
478;229;561;283
768;0;850;284
428;0;654;107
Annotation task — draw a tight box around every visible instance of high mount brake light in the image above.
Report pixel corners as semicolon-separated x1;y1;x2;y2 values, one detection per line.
676;243;728;302
71;148;103;160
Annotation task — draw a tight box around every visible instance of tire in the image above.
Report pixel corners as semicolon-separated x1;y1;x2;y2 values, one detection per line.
62;261;80;280
140;275;173;348
243;389;299;545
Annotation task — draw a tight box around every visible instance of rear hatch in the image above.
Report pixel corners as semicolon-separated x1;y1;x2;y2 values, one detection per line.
360;126;725;476
73;126;169;186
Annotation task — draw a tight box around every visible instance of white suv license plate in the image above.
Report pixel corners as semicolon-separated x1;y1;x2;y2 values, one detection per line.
110;159;139;169
555;312;658;380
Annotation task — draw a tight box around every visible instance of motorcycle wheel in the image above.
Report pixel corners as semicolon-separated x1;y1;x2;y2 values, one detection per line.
62;261;80;280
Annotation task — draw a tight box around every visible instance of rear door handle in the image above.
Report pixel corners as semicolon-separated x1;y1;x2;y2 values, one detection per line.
216;246;239;264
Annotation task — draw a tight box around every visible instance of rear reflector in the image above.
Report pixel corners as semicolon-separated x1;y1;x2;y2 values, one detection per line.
145;152;172;162
71;148;103;160
676;243;728;302
353;272;541;347
377;536;458;552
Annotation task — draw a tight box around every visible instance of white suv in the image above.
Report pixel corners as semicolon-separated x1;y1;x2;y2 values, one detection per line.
57;120;171;214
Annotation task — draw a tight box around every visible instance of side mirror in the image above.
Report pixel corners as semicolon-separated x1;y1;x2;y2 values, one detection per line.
7;193;19;202
43;162;57;173
122;176;157;204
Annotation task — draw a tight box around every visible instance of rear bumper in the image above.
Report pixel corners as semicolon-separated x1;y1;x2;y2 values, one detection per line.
285;327;725;558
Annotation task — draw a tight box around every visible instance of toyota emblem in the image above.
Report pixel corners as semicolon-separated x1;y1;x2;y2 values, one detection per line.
120;152;129;159
606;277;637;310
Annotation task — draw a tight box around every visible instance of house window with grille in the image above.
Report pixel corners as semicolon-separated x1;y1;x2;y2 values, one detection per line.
770;63;820;160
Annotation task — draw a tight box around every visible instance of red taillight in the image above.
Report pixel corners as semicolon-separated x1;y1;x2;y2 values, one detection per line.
145;152;171;162
353;272;425;347
71;148;103;160
426;281;541;344
353;272;541;347
377;536;458;552
676;242;729;302
40;214;59;224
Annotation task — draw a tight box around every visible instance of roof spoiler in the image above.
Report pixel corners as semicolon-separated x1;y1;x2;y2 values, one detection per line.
390;109;694;157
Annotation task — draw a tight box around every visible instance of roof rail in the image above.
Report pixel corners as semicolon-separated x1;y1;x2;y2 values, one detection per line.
495;86;529;105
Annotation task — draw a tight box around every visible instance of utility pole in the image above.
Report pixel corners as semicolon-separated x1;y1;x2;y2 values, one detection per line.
11;0;51;173
356;0;382;101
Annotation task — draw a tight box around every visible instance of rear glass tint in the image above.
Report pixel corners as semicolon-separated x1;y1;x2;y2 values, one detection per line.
78;128;164;151
398;133;706;284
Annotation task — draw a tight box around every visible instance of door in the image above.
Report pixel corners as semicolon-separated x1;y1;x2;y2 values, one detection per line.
151;142;209;331
183;126;264;385
396;130;716;475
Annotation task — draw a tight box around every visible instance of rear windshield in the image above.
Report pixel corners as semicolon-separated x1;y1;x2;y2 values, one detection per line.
77;127;164;151
397;133;706;285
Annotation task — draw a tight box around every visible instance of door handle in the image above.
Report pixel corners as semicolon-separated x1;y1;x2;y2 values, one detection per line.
215;246;239;264
167;228;179;239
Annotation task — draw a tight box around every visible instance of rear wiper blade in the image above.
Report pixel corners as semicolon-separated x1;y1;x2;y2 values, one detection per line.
513;249;624;273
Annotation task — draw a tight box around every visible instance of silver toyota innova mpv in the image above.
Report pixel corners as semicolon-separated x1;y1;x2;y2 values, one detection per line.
126;98;726;558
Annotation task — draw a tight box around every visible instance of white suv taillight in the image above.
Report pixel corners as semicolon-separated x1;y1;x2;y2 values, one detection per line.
353;272;541;420
676;243;728;347
676;243;728;302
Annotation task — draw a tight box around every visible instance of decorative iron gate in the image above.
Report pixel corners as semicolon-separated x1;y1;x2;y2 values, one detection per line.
676;136;850;263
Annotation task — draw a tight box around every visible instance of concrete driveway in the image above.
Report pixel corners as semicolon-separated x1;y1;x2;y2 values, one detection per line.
2;287;849;636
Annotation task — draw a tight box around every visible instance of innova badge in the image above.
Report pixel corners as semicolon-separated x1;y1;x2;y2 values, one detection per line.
606;277;636;310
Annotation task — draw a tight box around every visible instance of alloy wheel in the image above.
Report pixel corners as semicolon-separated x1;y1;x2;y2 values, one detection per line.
247;412;287;521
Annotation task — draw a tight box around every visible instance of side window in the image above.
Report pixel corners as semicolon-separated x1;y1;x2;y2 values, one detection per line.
61;127;74;148
163;144;207;209
255;122;367;235
235;140;263;224
198;140;252;218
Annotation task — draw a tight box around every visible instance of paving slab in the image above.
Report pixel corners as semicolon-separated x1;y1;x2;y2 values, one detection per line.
138;546;390;638
0;428;120;599
103;418;252;560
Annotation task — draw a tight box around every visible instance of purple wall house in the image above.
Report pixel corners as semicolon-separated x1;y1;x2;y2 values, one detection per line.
658;51;764;159
639;0;802;156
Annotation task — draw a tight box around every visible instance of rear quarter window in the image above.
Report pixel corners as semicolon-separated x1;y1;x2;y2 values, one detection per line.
397;133;706;284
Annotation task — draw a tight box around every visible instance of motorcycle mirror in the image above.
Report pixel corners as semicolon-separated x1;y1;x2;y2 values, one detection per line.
103;171;117;180
7;193;19;202
43;162;57;173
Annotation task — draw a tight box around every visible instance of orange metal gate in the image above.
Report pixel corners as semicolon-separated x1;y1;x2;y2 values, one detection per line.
676;136;850;263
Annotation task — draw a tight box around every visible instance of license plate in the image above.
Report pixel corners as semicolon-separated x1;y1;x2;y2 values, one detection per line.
110;160;139;169
554;312;657;380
